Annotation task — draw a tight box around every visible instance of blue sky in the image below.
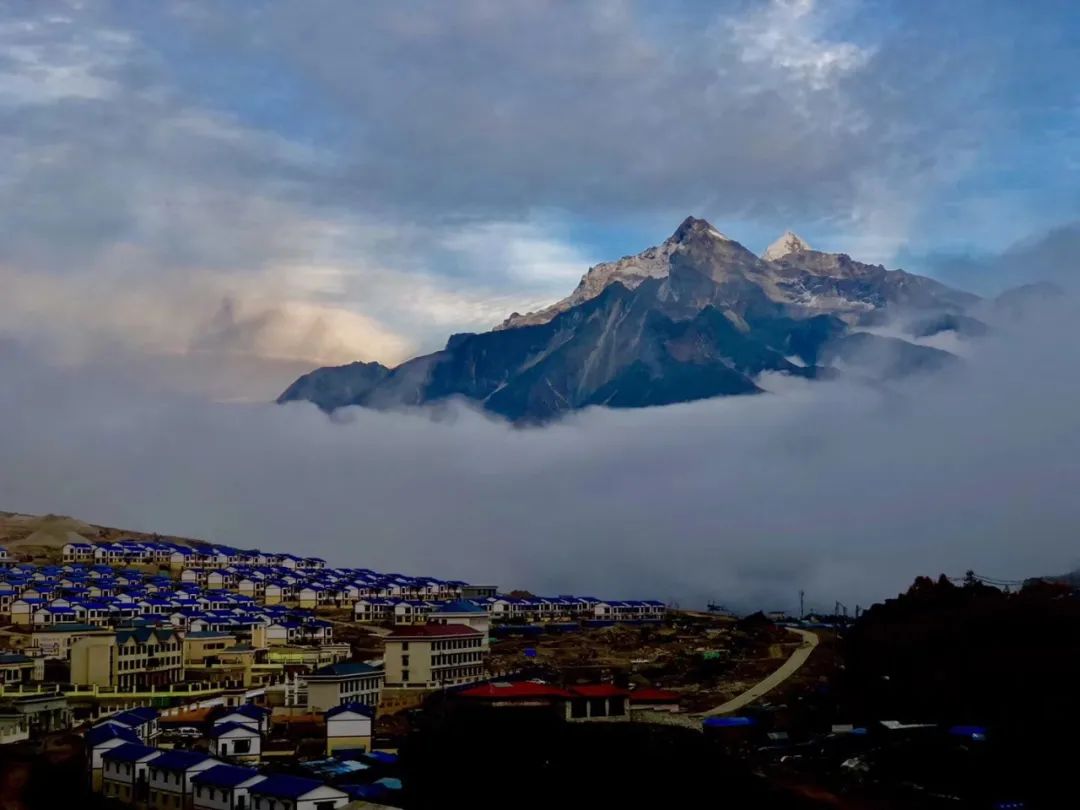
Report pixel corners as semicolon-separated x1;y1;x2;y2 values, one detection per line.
0;0;1077;397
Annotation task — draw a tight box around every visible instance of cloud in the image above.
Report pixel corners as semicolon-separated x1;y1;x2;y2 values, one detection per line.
2;286;1079;612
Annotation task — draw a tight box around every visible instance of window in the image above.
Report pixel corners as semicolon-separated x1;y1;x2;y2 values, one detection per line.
610;697;626;716
233;739;251;754
401;655;409;666
401;669;409;681
570;699;587;718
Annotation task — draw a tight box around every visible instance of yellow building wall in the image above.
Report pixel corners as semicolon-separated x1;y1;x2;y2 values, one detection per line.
327;734;371;754
71;637;115;687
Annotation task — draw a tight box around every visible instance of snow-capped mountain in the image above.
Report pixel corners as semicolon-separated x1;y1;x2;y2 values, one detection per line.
279;217;982;421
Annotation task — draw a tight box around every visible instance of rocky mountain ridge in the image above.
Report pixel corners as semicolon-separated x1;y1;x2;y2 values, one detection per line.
279;217;983;422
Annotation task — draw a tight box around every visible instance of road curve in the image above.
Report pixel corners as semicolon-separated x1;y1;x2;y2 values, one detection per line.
700;627;819;716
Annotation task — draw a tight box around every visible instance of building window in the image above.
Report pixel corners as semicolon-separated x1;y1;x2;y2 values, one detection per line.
571;699;587;718
401;669;409;681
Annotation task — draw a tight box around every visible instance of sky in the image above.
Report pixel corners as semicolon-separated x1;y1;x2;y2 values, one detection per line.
1;1;1080;608
0;0;1077;397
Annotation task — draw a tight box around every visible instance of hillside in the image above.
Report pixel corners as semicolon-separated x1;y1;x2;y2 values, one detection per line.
0;510;210;564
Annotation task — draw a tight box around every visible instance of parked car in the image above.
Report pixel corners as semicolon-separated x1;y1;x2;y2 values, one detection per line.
168;726;202;738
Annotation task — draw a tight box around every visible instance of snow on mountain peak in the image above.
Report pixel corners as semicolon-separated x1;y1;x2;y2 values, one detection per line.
667;216;730;244
763;230;812;261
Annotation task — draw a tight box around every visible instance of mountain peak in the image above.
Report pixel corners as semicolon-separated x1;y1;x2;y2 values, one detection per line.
763;230;812;261
668;216;730;244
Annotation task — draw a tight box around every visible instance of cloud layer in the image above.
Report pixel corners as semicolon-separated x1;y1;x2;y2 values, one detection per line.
3;286;1078;611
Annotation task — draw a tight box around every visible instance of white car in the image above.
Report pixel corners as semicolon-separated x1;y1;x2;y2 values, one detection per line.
169;726;202;738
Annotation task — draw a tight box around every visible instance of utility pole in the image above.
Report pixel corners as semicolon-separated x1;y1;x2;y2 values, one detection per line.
799;589;805;619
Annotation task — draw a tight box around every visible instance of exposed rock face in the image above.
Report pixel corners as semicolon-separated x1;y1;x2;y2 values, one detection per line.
279;217;981;422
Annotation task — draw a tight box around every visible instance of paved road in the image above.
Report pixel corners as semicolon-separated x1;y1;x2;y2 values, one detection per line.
700;627;819;717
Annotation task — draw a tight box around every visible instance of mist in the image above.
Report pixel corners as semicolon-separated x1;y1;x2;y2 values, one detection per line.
1;291;1078;614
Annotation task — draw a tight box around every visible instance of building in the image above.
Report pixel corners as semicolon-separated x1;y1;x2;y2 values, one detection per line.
208;722;261;762
0;652;39;685
461;584;497;599
98;706;160;742
324;703;374;754
86;723;142;791
629;688;682;713
302;662;384;712
191;764;262;810
71;627;183;690
147;750;221;810
565;685;630;722
246;774;349;810
101;742;161;805
19;622;114;659
213;703;271;735
428;600;491;637
384;624;486;689
62;542;96;563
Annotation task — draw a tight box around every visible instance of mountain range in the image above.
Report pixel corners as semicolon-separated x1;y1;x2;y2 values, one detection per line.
279;217;992;421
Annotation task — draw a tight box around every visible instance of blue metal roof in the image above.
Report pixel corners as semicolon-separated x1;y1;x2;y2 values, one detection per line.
191;765;260;788
208;721;258;739
150;750;215;771
102;742;160;763
87;724;141;746
247;774;328;799
325;702;374;719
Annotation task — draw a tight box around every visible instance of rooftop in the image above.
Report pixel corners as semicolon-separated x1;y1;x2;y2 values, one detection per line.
247;774;333;800
101;742;160;763
191;764;261;788
309;661;383;679
386;624;482;640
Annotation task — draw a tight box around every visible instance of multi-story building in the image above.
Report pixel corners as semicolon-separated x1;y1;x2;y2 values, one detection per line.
384;624;487;689
101;742;161;805
71;627;183;690
324;703;374;754
147;750;221;810
190;764;261;810
246;775;349;810
0;653;39;685
302;662;384;711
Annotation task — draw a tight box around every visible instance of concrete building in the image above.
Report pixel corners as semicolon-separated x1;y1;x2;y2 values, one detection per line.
147;750;221;810
191;765;262;810
565;685;630;722
87;723;143;791
428;600;491;637
71;627;183;690
208;722;261;762
324;703;374;754
20;622;114;659
461;585;498;599
246;774;349;810
213;703;271;735
101;742;161;805
303;662;384;711
384;624;486;689
0;653;39;685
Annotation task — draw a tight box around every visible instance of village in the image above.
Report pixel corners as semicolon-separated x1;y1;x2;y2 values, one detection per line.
2;523;1047;809
0;531;683;808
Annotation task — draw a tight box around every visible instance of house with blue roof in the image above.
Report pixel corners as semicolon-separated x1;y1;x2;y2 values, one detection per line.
191;764;263;810
147;750;221;809
86;723;142;790
97;705;160;741
246;774;349;810
303;661;384;713
208;721;261;762
325;703;374;754
101;742;161;804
